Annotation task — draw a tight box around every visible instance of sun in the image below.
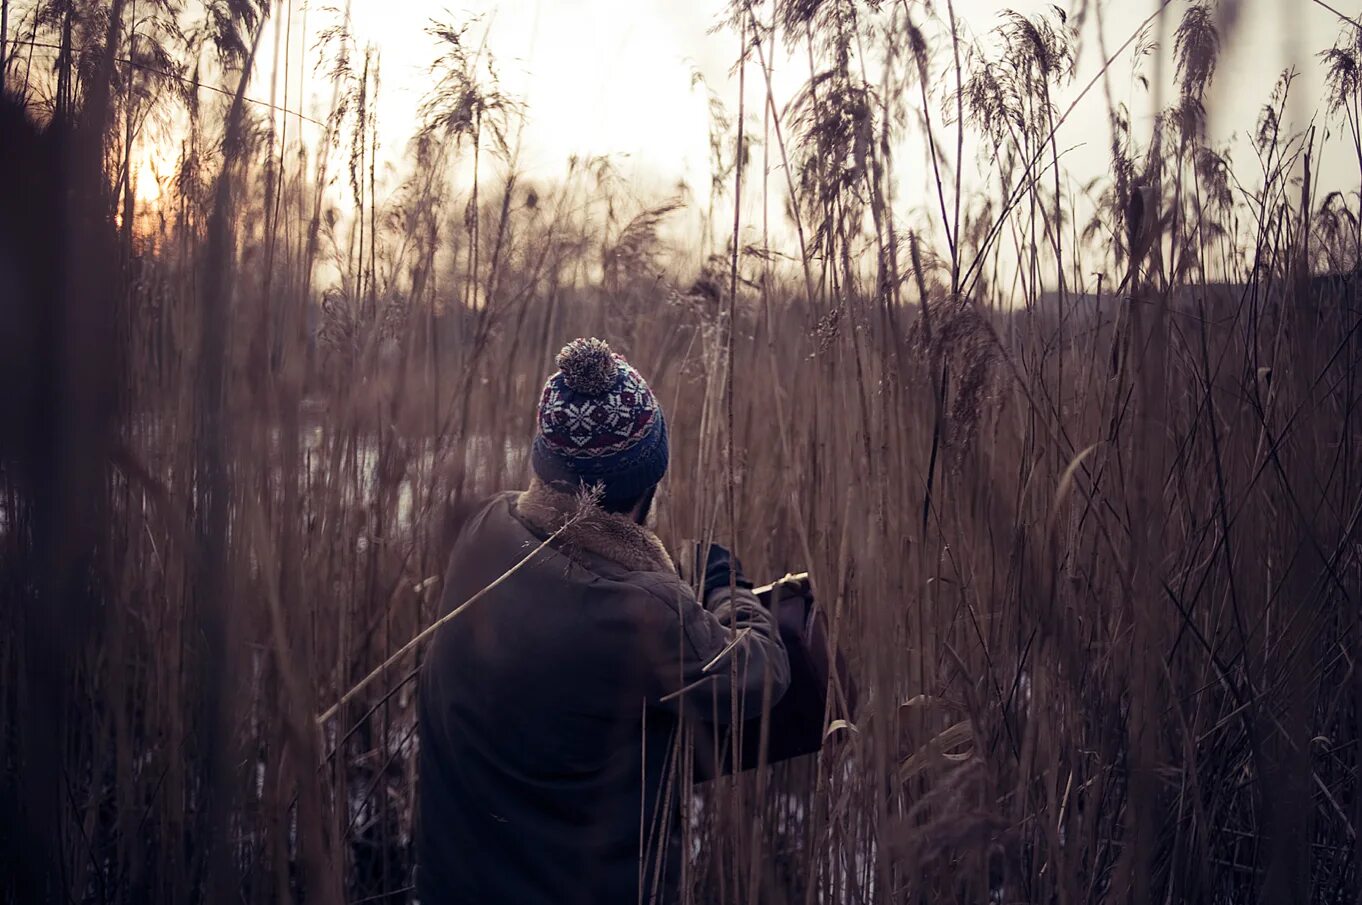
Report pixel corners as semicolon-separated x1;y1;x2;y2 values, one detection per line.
133;156;163;207
122;152;172;242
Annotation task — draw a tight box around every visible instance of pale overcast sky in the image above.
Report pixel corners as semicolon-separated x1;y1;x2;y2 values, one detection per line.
250;0;1359;263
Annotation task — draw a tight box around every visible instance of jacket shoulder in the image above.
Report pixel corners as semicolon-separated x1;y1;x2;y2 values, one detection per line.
619;569;727;661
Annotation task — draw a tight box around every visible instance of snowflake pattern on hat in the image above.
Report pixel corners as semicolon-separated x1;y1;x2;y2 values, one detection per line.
531;338;669;503
538;358;659;459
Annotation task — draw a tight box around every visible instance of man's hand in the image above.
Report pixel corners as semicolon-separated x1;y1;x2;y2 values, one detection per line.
698;542;754;599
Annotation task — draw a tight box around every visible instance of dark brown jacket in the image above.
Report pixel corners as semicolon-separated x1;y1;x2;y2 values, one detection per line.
416;481;790;904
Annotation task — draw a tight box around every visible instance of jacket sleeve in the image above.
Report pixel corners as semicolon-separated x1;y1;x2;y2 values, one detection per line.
641;578;791;725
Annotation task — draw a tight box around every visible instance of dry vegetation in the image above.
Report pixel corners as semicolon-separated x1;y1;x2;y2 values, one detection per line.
2;0;1361;902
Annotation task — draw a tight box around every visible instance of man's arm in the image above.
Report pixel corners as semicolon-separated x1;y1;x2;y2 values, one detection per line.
642;574;791;725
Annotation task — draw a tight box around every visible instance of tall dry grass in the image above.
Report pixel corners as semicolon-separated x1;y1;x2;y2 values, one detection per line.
1;0;1360;903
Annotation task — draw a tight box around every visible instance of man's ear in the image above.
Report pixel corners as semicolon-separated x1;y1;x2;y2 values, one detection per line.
632;485;658;526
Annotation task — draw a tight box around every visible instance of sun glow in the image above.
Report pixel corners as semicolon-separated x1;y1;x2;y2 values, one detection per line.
133;156;163;207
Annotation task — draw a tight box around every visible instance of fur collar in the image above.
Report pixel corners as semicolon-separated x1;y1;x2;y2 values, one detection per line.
514;478;675;574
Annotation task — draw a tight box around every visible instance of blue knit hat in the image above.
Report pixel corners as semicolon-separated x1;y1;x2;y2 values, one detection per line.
532;338;669;505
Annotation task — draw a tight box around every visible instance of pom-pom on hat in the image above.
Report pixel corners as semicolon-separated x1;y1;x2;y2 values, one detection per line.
531;338;669;505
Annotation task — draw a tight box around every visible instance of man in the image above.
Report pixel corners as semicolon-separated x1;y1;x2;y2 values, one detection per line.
417;337;791;904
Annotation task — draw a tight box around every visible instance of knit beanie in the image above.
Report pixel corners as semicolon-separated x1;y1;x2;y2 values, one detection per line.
531;338;669;505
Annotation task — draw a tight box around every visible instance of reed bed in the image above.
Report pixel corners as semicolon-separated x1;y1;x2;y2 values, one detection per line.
2;0;1360;902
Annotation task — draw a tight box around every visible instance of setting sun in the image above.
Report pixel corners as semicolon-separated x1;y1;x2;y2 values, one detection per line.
133;156;162;207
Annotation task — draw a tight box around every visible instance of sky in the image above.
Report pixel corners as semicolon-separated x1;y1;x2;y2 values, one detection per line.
240;0;1360;261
